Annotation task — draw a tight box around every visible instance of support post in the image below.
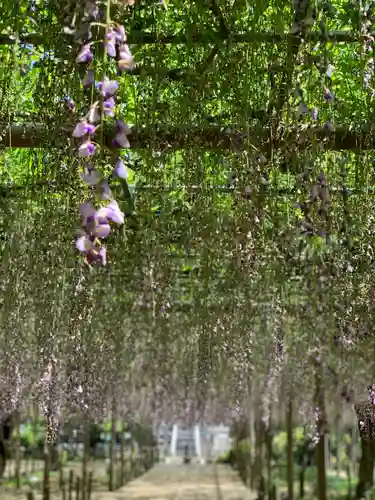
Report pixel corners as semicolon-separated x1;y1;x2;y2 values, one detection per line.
170;424;178;457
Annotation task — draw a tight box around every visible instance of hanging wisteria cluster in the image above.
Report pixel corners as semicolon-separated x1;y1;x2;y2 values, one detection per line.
71;0;136;266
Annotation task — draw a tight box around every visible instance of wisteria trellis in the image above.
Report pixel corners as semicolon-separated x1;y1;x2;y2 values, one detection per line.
72;0;135;266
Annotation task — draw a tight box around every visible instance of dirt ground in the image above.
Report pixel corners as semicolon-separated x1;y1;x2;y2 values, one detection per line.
0;459;110;500
0;462;255;500
93;464;256;500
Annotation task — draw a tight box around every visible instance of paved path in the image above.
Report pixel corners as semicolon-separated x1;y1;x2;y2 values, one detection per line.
94;464;256;500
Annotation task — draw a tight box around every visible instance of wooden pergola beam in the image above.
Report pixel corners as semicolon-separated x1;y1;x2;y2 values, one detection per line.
1;30;373;47
2;181;374;198
0;122;372;152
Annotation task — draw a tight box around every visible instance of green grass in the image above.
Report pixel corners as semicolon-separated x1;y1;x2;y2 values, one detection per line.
271;464;356;499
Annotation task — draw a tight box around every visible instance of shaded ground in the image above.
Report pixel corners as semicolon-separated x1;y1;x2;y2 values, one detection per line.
0;459;110;499
94;464;256;500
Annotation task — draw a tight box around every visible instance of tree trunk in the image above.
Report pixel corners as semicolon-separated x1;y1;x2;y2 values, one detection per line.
109;400;117;492
42;440;51;500
266;427;273;499
355;402;375;498
356;437;374;498
254;417;265;496
248;395;254;489
120;421;125;486
299;467;305;498
316;430;327;500
346;461;352;499
287;400;294;500
81;422;90;500
32;403;38;473
14;410;21;489
315;362;327;500
249;407;255;489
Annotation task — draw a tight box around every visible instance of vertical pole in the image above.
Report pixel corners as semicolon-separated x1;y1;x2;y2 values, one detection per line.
194;424;202;460
170;424;178;457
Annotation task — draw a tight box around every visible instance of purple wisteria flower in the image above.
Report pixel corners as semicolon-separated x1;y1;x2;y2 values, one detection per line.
98;247;107;265
75;199;124;266
96;200;125;224
83;69;95;88
118;44;135;71
73;119;96;138
114;158;128;179
78;202;113;241
64;98;76;113
103;97;116;116
105;30;117;57
76;234;94;253
87;102;101;123
78;140;96;157
298;102;308;115
84;0;99;20
115;131;130;147
97;78;119;98
311;107;318;120
114;24;126;43
326;64;334;78
368;385;375;405
93;222;111;238
324;120;335;132
112;119;131;148
81;162;100;185
116;119;131;135
80;201;96;225
76;44;93;64
85;246;107;266
98;180;113;201
76;234;107;266
324;88;334;102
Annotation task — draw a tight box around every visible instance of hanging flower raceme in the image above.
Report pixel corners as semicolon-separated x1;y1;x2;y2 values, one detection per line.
39;357;61;443
70;0;135;266
76;200;124;266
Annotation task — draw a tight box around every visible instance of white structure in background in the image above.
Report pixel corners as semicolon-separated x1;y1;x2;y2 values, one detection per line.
158;423;231;464
170;423;178;456
194;424;203;463
205;424;231;462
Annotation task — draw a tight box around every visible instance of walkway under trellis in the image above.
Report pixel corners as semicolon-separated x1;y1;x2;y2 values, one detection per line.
93;464;256;500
